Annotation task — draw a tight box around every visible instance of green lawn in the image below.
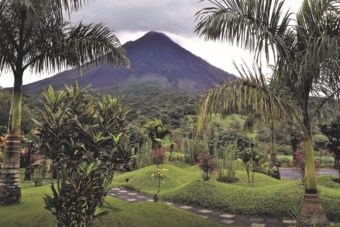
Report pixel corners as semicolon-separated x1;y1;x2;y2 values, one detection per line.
0;183;223;227
113;163;340;222
1;164;339;226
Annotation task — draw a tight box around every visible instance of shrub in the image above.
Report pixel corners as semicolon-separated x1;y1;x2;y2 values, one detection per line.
197;152;219;181
218;142;239;183
277;155;293;167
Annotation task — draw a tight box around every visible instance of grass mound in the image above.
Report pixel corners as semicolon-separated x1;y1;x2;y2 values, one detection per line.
112;164;201;194
163;180;303;217
113;164;340;221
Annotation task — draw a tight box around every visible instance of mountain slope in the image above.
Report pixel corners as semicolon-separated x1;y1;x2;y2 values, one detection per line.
23;31;235;93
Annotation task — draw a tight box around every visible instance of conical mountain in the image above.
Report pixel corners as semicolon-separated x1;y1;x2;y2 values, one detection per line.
23;31;235;93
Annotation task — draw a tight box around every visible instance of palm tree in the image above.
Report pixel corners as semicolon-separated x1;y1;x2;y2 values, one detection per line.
0;0;129;204
195;0;340;225
144;118;171;149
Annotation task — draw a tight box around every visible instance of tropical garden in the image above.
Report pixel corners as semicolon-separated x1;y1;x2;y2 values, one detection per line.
0;0;340;226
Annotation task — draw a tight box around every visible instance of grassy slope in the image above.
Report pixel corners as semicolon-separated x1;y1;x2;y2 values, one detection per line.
112;164;201;195
113;164;340;221
0;183;223;227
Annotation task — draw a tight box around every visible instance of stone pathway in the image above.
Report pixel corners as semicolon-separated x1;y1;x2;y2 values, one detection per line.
108;186;297;227
280;168;339;180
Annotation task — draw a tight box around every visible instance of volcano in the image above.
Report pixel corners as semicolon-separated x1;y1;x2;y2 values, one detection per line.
22;31;235;93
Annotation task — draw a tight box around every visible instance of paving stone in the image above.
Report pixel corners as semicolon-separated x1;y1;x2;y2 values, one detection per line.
220;219;235;224
198;209;213;214
165;202;173;205
198;215;208;219
179;205;192;210
128;192;138;196
283;219;297;224
119;190;127;193
127;198;136;202
147;199;154;202
250;217;264;222
220;214;235;218
250;223;265;227
137;195;147;199
111;188;120;191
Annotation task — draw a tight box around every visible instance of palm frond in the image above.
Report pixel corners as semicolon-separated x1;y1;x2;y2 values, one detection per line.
64;22;130;67
24;21;130;73
198;63;298;132
17;0;88;15
195;0;293;62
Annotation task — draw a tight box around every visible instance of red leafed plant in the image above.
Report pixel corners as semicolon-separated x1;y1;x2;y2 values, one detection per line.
197;152;219;181
152;148;166;165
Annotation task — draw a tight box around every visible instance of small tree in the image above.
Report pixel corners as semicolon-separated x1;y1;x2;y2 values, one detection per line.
152;166;168;202
235;137;265;184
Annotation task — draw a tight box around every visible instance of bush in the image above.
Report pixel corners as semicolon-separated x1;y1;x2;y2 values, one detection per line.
277;155;293;167
197;153;219;181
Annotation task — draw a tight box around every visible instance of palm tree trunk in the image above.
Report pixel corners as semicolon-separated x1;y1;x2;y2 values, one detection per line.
270;120;277;166
0;73;23;204
299;118;328;225
303;134;317;193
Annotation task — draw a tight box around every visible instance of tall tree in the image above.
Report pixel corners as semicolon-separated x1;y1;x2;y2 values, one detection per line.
195;0;340;225
0;0;129;204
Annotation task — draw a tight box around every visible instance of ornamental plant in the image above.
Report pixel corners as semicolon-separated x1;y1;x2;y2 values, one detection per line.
36;84;129;226
152;166;168;202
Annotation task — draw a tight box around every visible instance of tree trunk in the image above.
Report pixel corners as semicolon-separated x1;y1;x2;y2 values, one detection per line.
299;119;328;225
303;134;317;193
0;73;23;204
270;120;277;166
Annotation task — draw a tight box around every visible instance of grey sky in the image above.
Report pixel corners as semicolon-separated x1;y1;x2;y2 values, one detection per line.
0;0;302;87
71;0;204;36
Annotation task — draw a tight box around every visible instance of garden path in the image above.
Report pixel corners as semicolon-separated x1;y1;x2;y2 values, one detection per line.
109;186;297;227
280;168;339;180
